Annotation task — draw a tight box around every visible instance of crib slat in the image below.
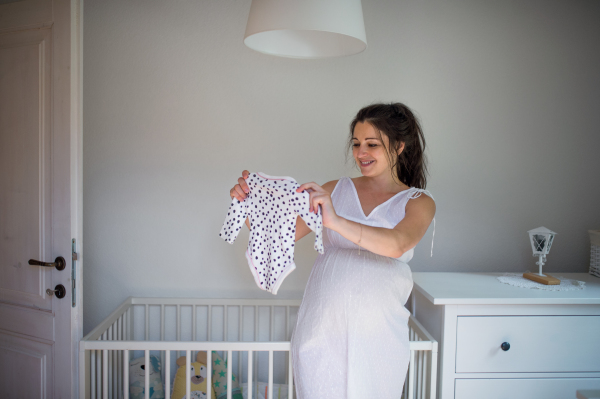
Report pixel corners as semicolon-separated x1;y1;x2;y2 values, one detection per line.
124;308;128;341
408;349;415;399
288;348;293;399
420;349;425;398
285;306;289;339
269;306;274;341
192;305;197;339
192;306;197;359
268;350;273;399
119;315;129;398
111;324;115;399
429;347;438;399
253;306;258;389
415;350;420;398
123;349;129;399
227;349;233;399
177;305;181;359
160;305;165;341
118;322;122;399
224;305;228;342
113;324;118;399
254;306;258;340
185;350;191;399
127;306;133;340
144;350;150;399
417;349;422;399
238;306;243;382
423;351;426;399
208;305;212;340
103;349;108;399
206;351;212;399
108;327;113;399
97;349;102;399
130;307;134;341
285;306;290;385
238;306;243;342
91;350;96;399
161;305;166;384
247;350;252;399
165;350;171;399
145;305;149;341
177;305;181;341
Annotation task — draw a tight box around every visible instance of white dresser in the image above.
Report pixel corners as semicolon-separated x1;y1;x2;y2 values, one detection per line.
410;273;600;399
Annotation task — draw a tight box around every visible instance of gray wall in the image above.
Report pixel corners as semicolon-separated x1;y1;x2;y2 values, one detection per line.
83;0;600;333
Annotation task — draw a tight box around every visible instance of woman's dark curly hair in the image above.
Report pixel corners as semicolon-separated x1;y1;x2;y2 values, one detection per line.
348;102;428;189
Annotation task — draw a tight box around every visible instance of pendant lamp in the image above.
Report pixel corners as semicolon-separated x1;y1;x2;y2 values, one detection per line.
244;0;367;59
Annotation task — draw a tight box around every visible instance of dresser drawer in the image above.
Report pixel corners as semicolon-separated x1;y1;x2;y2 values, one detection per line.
455;378;600;399
455;316;600;373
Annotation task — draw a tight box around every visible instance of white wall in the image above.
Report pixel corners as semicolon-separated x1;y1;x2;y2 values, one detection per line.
83;0;600;333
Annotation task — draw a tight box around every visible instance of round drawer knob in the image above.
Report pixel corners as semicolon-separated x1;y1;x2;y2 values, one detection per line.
501;342;510;351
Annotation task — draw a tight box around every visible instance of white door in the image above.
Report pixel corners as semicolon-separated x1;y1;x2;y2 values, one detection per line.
0;0;82;397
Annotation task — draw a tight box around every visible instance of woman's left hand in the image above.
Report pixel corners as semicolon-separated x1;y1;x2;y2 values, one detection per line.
296;182;340;229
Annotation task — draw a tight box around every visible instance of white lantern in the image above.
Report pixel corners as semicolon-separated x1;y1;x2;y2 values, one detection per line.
524;226;559;285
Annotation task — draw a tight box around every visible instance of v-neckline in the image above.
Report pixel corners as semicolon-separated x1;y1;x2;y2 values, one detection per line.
347;177;412;219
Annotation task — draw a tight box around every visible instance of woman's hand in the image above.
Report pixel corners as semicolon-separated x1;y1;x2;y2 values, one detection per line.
296;182;340;229
230;170;250;201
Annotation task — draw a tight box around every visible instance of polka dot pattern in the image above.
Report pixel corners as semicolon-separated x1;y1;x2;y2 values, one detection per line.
219;172;324;294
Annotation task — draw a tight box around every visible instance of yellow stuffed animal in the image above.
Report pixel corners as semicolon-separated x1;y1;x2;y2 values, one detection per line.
171;351;216;399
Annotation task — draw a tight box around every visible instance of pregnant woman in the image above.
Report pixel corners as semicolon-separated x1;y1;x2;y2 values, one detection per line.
229;102;436;398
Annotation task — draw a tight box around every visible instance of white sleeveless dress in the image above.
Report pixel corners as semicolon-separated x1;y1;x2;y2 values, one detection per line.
291;177;433;399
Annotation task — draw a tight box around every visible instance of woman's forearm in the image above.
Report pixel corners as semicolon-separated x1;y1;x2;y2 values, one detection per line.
331;217;406;258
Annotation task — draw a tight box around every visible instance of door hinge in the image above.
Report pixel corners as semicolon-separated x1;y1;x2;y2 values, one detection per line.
71;238;77;307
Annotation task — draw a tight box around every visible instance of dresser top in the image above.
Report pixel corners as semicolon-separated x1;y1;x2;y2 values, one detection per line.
412;273;600;305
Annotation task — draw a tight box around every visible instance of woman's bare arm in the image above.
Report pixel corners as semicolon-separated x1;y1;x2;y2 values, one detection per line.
331;194;435;258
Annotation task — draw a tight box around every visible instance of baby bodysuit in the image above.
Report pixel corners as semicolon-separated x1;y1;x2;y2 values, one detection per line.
219;172;324;294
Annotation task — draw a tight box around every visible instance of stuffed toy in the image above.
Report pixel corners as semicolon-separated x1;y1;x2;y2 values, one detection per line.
172;351;217;399
129;355;165;399
210;351;243;399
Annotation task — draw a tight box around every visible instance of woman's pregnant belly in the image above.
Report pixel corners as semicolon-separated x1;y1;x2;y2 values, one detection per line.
303;247;414;314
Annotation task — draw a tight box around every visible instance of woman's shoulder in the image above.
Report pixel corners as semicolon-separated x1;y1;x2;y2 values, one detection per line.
405;188;436;217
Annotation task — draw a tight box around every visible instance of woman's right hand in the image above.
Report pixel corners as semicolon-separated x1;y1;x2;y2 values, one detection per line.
229;170;250;201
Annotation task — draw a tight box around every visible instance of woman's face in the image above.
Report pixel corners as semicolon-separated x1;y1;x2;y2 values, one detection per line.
352;121;398;178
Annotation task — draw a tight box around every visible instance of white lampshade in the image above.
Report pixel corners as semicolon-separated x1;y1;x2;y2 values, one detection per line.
244;0;367;59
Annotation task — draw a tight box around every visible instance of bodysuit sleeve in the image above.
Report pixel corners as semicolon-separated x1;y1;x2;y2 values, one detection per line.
219;197;250;244
291;189;324;254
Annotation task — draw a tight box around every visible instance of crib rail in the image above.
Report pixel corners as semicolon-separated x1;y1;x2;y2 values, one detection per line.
80;297;437;399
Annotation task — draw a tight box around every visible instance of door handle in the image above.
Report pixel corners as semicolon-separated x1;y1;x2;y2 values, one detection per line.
29;256;66;271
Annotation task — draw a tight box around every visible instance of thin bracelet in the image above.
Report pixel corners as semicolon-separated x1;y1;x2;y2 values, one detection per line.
358;224;362;255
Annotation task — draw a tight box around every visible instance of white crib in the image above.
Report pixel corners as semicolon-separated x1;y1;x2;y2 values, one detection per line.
79;297;438;399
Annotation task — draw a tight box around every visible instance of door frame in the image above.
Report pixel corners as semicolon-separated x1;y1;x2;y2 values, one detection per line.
53;0;84;396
